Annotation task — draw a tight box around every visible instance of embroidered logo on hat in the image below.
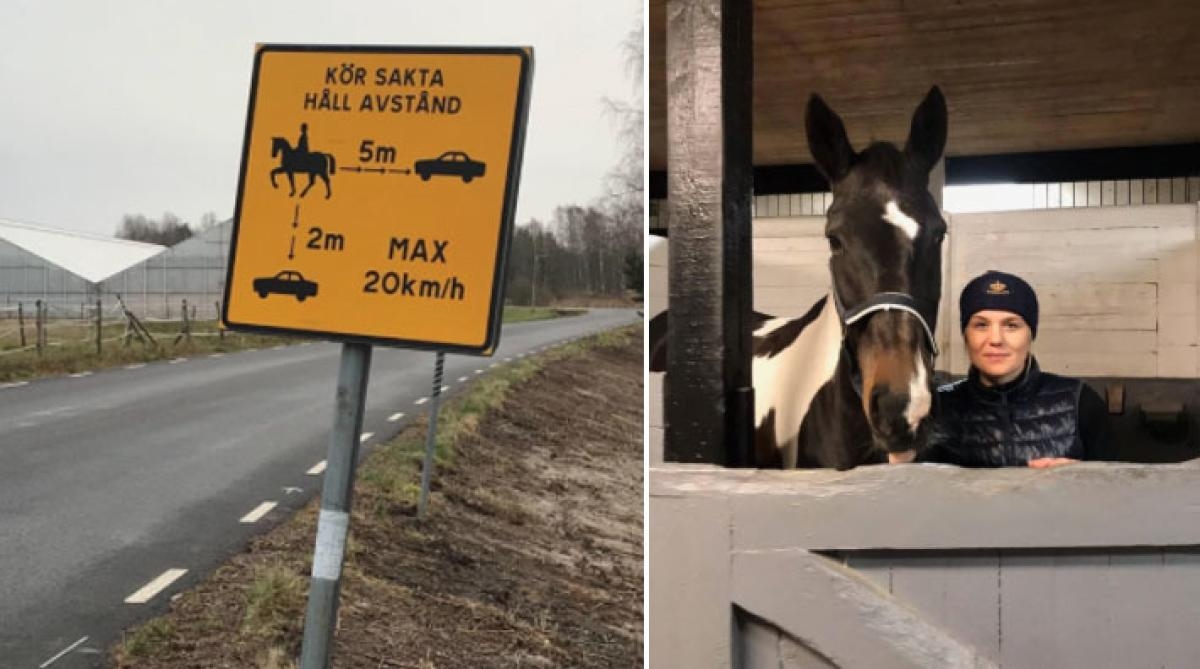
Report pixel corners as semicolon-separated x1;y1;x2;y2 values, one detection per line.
986;280;1010;295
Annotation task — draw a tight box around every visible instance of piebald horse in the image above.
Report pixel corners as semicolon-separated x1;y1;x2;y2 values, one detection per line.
650;87;947;470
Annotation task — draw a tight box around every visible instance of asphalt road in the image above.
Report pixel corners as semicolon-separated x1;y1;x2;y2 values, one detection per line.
0;308;638;668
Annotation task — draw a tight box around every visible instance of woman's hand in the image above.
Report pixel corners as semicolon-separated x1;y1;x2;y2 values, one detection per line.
1027;457;1079;469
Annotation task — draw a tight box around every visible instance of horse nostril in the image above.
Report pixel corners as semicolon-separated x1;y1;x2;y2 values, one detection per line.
869;386;887;414
871;388;911;430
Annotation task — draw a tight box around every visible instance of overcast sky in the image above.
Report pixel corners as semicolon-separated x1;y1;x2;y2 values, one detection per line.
0;0;641;237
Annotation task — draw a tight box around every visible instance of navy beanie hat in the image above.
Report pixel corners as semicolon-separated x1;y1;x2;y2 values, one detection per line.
959;270;1039;338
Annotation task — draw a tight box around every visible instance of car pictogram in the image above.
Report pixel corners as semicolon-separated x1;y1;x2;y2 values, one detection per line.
254;270;319;301
414;151;486;183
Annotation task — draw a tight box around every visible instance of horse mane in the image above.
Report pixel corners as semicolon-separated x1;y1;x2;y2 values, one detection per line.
753;296;828;359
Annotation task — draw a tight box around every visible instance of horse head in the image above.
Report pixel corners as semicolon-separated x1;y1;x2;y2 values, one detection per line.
271;137;288;158
806;86;948;459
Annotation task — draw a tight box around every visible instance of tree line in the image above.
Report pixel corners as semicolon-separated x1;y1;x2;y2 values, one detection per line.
116;212;220;246
505;204;642;306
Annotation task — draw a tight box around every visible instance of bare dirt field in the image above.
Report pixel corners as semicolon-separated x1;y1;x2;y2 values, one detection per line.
112;328;643;668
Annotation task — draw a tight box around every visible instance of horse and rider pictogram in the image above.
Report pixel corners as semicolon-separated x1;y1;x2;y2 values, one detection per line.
268;123;489;196
270;123;337;199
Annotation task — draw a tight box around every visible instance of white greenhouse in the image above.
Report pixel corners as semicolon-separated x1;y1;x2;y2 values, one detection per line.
0;218;232;321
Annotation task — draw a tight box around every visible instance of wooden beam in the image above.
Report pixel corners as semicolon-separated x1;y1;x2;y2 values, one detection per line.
733;549;996;669
664;0;754;464
651;461;1200;550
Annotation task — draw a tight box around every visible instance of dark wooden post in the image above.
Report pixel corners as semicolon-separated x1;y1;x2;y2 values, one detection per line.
664;0;755;465
95;298;102;356
35;299;44;355
216;301;224;340
17;303;25;348
174;299;192;347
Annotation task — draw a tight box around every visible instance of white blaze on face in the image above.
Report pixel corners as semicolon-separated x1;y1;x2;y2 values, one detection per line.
905;351;931;433
884;200;919;240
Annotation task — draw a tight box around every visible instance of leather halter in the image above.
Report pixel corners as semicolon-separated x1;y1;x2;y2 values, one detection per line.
831;286;941;402
831;288;940;358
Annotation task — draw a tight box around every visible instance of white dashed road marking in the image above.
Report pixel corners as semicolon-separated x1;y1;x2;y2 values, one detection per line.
307;460;327;475
440;385;449;394
272;345;287;350
474;369;483;375
239;501;278;524
360;432;374;443
489;363;498;369
415;397;428;405
458;376;469;383
388;412;405;422
209;353;224;358
504;357;512;362
124;363;145;370
125;569;187;604
1;381;29;389
38;635;89;668
168;358;187;365
68;372;92;378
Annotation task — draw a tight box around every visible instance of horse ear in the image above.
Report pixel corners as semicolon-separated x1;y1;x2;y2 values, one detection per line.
904;86;948;175
806;94;855;185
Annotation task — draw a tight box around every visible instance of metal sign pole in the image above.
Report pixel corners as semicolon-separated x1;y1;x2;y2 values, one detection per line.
299;342;372;669
418;351;446;520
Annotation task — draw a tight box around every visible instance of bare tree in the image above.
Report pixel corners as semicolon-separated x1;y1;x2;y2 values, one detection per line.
116;211;195;246
198;211;221;231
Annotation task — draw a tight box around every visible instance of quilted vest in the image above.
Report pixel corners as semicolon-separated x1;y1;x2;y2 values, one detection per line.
927;357;1084;467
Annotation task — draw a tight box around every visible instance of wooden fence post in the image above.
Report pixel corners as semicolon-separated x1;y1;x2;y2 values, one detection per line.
96;298;102;356
35;299;43;355
174;299;192;347
17;302;25;348
215;301;224;340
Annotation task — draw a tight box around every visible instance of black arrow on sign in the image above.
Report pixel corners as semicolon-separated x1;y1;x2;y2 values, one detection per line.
288;235;296;260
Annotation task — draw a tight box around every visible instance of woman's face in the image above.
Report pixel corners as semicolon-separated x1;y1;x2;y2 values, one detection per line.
964;309;1032;386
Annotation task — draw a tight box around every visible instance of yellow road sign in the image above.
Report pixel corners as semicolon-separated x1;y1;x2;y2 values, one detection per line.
223;45;533;353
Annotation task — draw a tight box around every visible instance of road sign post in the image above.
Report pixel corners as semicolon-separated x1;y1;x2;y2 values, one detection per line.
222;44;532;669
418;351;446;520
299;342;371;669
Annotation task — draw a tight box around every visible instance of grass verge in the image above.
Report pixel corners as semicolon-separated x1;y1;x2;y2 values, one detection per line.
500;305;580;323
358;325;634;514
0;321;296;384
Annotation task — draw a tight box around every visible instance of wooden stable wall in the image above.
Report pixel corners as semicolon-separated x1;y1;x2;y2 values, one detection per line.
652;203;1200;376
650;463;1200;668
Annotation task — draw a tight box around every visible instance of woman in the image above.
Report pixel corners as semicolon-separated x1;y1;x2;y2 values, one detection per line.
920;270;1109;468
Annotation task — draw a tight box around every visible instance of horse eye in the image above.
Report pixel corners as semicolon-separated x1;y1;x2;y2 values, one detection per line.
826;235;844;254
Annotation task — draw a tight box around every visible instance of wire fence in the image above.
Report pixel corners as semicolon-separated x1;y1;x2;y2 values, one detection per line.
0;297;223;357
